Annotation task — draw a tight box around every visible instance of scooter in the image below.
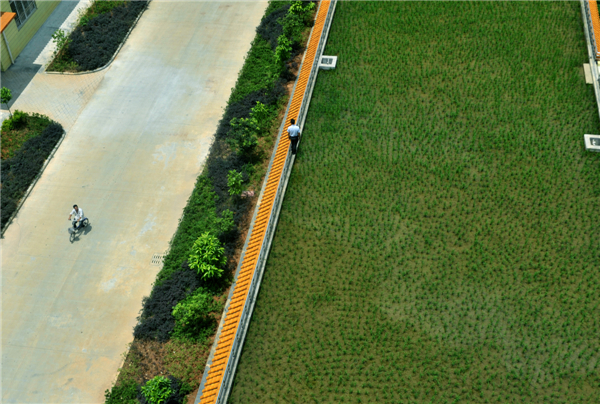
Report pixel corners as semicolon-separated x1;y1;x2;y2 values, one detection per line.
68;217;89;241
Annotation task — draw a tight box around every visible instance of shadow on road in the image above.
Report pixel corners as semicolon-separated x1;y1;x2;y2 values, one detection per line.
69;223;92;244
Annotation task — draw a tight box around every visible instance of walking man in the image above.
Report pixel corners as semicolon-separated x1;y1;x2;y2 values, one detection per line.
287;118;301;155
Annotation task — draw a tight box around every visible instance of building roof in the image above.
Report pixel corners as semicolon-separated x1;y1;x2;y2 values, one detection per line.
1;12;16;33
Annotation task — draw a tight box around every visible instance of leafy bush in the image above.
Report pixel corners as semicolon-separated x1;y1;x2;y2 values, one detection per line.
1;119;11;132
216;209;235;238
138;375;187;404
250;101;272;133
274;34;293;68
104;380;138;404
1;110;25;131
172;289;223;342
1;122;63;231
280;12;304;44
227;117;260;156
141;376;171;404
227;170;244;196
289;0;316;23
188;233;226;280
10;110;26;129
1;87;12;117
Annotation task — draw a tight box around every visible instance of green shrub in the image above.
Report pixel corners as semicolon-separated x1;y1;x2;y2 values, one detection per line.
1;87;12;118
227;170;244;196
216;209;235;236
274;34;293;67
280;12;304;43
289;0;315;17
104;380;138;404
227;117;260;156
188;233;226;280
11;110;26;128
1;110;25;132
90;0;128;16
250;101;273;133
141;376;172;404
171;289;223;341
2;119;12;132
51;29;71;56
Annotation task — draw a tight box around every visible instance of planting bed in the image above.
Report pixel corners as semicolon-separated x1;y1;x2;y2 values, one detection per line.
47;0;148;72
1;112;63;231
229;2;600;403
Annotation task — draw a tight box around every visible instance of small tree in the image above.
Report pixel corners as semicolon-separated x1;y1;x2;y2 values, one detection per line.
227;170;244;196
51;29;71;58
140;376;172;404
188;232;226;280
1;87;12;118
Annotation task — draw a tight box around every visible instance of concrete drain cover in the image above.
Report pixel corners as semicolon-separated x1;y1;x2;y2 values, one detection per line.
151;253;166;266
319;55;337;70
584;134;600;152
584;63;593;84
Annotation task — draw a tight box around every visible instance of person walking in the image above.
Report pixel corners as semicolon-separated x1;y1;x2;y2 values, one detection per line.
287;118;301;155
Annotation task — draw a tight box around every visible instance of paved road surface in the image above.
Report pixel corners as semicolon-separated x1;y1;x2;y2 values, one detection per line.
1;1;267;402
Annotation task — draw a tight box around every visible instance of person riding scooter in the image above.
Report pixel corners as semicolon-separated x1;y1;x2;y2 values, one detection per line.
68;204;87;230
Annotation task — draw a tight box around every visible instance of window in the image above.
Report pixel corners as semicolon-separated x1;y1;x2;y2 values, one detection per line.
9;0;37;29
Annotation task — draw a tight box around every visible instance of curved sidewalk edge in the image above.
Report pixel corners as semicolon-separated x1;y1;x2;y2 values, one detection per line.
194;1;338;404
45;1;150;76
1;129;67;238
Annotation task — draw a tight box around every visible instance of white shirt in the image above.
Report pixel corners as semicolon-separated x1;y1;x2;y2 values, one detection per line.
287;125;301;138
71;208;84;221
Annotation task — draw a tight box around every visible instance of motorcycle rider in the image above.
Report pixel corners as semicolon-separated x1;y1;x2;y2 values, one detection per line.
68;204;85;230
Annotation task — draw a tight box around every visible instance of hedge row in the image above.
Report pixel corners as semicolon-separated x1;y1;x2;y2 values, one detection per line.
1;120;64;231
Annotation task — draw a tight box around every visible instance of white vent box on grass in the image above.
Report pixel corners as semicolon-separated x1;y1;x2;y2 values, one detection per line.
584;134;600;152
319;55;337;70
584;63;593;84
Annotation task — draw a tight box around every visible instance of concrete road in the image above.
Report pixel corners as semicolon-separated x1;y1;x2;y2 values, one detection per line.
1;1;267;403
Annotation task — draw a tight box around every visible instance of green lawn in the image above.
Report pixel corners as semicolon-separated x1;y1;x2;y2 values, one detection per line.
229;2;600;403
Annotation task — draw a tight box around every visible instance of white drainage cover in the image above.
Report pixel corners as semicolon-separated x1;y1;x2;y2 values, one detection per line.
151;253;166;266
584;63;593;84
319;55;337;70
584;134;600;152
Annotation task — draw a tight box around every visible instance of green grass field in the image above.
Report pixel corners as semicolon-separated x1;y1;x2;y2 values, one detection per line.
228;2;600;403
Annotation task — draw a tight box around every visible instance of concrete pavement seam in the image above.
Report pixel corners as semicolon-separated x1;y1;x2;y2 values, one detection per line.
45;1;150;76
1;128;67;238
